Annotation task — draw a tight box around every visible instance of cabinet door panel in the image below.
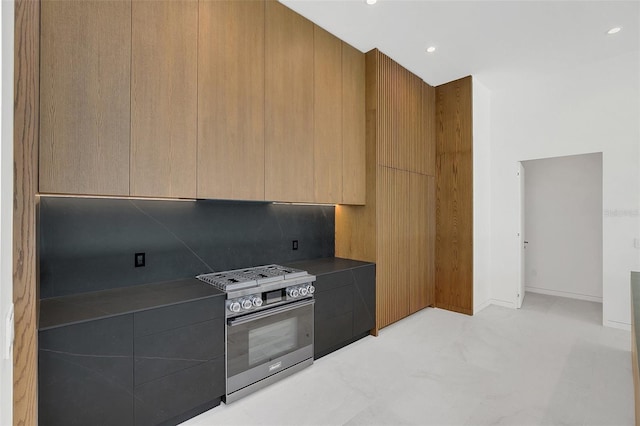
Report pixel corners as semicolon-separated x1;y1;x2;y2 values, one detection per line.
40;0;131;196
198;0;265;200
352;265;376;335
131;0;197;198
265;0;314;202
314;285;353;358
38;315;134;426
342;42;366;205
314;26;343;204
134;357;224;426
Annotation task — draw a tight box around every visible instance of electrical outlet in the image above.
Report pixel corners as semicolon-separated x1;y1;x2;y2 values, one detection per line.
292;240;299;250
135;252;146;267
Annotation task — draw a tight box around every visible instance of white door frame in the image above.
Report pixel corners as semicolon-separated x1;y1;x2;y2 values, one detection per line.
517;162;526;309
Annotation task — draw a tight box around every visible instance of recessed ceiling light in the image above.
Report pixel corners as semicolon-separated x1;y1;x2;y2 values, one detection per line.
607;27;622;35
366;0;377;5
426;46;436;53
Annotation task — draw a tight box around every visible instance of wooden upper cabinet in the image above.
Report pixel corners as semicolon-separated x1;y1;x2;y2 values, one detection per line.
198;0;265;201
131;0;197;198
265;0;314;202
341;42;366;205
40;0;131;196
313;26;342;204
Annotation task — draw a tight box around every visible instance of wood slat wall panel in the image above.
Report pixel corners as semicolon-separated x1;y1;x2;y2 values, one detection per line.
265;0;314;202
435;76;473;315
427;175;436;307
313;25;343;204
337;48;438;333
39;0;131;196
409;172;430;314
341;42;366;205
376;51;392;168
131;0;197;198
408;73;425;174
198;0;265;201
423;82;436;176
14;0;39;423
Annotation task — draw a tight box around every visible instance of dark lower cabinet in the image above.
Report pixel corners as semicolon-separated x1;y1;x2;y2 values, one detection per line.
38;296;225;426
39;315;134;426
313;264;375;358
134;356;225;426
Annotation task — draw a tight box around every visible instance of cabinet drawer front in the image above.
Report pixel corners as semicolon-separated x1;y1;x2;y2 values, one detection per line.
314;284;353;319
134;297;223;337
134;356;224;426
314;270;353;293
134;319;224;386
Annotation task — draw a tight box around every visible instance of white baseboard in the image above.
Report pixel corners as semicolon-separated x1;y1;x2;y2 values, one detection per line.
603;319;631;331
525;286;602;303
474;299;491;314
489;298;517;309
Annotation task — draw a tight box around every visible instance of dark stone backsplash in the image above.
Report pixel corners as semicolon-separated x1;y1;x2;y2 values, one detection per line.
39;197;335;298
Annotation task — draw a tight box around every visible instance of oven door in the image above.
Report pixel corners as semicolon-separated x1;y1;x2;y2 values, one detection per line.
226;298;314;395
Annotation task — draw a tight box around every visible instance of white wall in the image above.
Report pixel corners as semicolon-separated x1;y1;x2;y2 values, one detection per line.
473;78;492;313
523;153;603;302
478;50;640;329
1;1;14;424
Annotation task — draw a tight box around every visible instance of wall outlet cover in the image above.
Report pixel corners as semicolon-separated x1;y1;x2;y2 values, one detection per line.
135;252;146;267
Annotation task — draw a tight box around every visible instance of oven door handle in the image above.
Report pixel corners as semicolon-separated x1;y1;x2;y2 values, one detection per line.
228;298;315;327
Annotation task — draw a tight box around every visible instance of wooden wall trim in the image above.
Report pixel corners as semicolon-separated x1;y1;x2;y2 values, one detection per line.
435;76;473;315
13;0;39;423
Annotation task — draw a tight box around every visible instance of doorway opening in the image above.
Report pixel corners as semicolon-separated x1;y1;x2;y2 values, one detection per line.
517;153;603;322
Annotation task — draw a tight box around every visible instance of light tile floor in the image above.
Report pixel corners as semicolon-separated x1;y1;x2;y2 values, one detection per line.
182;293;633;426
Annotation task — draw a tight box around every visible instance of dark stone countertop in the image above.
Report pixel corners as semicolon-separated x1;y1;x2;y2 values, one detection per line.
284;257;375;276
39;278;225;331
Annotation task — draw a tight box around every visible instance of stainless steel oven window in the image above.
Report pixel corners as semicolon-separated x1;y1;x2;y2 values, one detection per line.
226;300;314;379
248;317;298;365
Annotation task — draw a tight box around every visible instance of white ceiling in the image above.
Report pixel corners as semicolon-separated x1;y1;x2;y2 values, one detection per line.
279;0;640;89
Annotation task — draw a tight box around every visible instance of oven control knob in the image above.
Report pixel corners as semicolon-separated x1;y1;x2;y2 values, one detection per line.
228;301;241;313
288;287;300;298
299;286;308;296
251;297;263;307
306;285;315;295
241;299;253;310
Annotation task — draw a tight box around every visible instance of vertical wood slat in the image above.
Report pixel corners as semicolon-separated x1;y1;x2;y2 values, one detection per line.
423;82;436;176
198;0;265;201
131;0;197;198
39;0;131;196
313;25;342;204
435;76;474;315
14;0;39;423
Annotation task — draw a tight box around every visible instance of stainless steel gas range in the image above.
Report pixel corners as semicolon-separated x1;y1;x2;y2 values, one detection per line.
197;265;316;403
